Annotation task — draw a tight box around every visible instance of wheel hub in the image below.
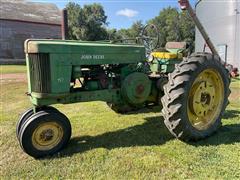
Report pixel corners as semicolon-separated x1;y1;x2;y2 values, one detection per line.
190;81;215;117
121;72;151;105
187;69;224;130
40;129;54;142
32;122;63;151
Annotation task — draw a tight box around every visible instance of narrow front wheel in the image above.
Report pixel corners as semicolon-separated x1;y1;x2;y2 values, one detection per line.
16;106;59;140
19;111;71;158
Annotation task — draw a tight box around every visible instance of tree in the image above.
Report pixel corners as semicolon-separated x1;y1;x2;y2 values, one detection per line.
147;7;195;48
66;2;108;41
66;2;81;40
65;3;195;48
116;21;144;44
179;11;195;49
148;7;180;47
117;20;144;39
115;8;195;48
106;28;122;41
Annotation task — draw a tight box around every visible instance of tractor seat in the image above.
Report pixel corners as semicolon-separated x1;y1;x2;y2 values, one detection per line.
151;42;187;59
165;42;187;53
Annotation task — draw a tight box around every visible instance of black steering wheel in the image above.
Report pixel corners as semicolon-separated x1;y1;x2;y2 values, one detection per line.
138;24;160;54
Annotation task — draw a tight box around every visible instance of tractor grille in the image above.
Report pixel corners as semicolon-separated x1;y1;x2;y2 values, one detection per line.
28;53;51;93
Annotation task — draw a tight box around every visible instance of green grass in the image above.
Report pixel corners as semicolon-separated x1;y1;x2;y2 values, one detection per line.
0;65;26;74
0;66;239;179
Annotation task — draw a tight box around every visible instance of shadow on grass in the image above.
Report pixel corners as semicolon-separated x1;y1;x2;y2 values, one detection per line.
223;109;240;119
119;105;161;115
58;116;173;157
51;112;240;158
190;107;240;146
190;123;240;146
192;109;240;146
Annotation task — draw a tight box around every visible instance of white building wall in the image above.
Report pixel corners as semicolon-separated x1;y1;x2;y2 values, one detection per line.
195;0;240;69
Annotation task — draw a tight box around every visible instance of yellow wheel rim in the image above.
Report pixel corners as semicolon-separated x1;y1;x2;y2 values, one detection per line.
32;122;63;151
187;69;224;131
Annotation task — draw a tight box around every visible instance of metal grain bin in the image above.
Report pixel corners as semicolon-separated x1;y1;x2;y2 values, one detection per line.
195;0;240;69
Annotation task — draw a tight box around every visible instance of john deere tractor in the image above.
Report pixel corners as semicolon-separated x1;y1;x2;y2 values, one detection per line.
16;0;230;158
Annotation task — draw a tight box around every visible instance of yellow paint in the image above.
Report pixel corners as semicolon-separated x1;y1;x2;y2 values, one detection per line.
32;122;63;151
151;52;182;59
187;69;224;131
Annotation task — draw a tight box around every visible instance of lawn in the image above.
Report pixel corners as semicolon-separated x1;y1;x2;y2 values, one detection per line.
0;65;27;74
0;66;239;179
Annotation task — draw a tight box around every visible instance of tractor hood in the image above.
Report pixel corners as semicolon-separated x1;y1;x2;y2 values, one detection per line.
25;39;145;55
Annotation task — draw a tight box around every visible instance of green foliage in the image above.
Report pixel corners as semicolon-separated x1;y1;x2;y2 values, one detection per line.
148;7;195;48
116;21;144;44
148;7;179;46
66;2;108;41
120;21;144;38
66;3;195;49
117;7;195;49
179;11;195;50
106;28;122;41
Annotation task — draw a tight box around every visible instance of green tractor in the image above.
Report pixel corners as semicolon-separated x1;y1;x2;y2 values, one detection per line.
17;1;230;158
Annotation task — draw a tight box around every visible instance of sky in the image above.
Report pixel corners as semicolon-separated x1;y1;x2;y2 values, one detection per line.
31;0;197;29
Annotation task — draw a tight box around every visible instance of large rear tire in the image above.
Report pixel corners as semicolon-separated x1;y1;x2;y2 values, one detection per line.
161;53;230;141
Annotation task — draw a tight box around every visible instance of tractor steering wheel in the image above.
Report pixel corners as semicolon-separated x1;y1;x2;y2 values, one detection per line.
139;24;160;55
109;24;160;55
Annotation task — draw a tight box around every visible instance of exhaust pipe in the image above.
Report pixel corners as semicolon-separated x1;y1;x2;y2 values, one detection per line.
61;9;68;40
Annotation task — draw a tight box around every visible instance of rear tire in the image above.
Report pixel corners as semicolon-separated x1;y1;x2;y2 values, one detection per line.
19;110;71;158
161;53;230;141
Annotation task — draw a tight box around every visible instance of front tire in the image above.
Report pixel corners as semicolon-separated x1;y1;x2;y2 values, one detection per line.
19;110;71;158
16;106;59;140
161;53;230;141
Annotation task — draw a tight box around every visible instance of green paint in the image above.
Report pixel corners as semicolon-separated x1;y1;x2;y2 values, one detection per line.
149;58;181;73
121;72;151;105
29;89;121;106
25;39;183;108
